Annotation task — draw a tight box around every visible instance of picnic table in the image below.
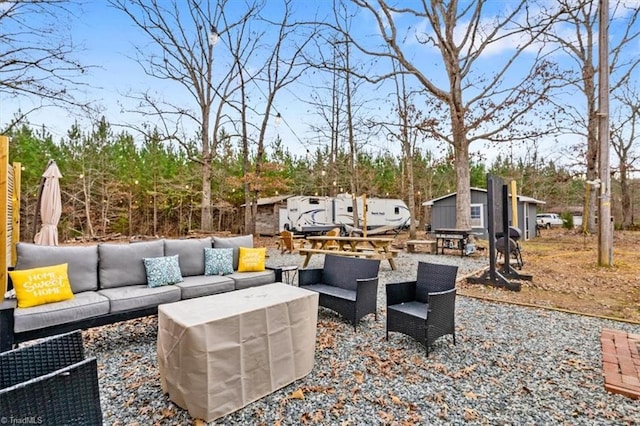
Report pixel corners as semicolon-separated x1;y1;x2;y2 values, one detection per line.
300;235;398;270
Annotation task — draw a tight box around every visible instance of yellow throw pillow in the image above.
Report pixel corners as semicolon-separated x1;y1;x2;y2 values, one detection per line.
237;247;266;272
9;263;74;308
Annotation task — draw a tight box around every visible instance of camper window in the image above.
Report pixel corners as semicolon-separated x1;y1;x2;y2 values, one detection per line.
394;207;400;214
347;206;353;213
310;198;320;205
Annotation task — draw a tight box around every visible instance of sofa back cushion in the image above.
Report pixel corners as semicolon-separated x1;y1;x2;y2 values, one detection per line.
212;235;253;270
99;239;164;288
14;243;99;293
322;255;380;291
163;237;211;276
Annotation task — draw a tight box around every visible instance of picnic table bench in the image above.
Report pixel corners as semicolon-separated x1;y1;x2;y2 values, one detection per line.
405;240;437;253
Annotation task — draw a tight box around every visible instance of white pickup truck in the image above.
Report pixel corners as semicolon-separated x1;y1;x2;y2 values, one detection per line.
536;213;564;229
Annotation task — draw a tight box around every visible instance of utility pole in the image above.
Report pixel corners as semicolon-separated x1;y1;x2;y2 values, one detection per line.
598;0;613;266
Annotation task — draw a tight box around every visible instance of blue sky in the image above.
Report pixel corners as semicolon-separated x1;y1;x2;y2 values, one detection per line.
2;1;639;167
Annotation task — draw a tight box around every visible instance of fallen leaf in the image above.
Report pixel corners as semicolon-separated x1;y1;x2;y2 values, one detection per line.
311;410;325;422
289;388;305;400
378;410;394;423
160;407;175;417
390;393;403;406
463;391;479;400
463;408;479;421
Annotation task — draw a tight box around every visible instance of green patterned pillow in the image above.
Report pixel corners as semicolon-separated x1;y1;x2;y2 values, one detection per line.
204;248;234;276
143;255;184;288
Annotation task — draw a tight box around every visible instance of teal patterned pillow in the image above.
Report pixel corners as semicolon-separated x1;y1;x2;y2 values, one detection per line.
204;248;234;276
143;255;183;288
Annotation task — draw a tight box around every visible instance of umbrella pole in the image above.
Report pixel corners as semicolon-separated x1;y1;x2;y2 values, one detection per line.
33;159;54;240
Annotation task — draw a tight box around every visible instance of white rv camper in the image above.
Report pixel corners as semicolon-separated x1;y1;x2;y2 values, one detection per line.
282;194;410;234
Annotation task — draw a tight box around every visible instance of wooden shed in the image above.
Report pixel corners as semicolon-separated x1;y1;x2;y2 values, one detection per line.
422;187;545;240
244;195;292;236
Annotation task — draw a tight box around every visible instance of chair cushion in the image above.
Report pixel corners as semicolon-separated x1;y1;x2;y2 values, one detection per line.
387;301;428;320
143;255;183;288
300;283;356;302
163;238;211;276
175;275;235;299
204;248;234;276
212;235;253;270
13;291;110;333
9;264;74;308
98;240;164;288
237;247;266;272
14;243;99;293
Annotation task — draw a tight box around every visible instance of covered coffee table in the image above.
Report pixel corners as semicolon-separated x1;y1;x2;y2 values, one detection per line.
157;283;319;422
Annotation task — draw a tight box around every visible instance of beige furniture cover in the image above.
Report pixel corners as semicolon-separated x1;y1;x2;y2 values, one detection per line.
157;283;319;422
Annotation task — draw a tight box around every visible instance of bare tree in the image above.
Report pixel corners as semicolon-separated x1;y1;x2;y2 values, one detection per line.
611;84;640;229
543;0;640;234
388;64;434;240
345;0;562;229
305;2;385;229
0;0;90;132
110;0;258;232
243;1;317;234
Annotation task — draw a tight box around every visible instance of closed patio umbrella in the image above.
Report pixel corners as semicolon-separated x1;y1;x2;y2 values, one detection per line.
34;160;63;246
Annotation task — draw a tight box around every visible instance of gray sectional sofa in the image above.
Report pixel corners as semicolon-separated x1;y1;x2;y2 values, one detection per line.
0;235;281;352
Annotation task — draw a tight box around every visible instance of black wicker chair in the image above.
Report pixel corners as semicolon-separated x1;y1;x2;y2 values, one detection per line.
0;330;102;425
299;254;381;330
386;262;458;355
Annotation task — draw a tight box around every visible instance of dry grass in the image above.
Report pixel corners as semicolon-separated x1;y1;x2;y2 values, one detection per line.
458;228;640;323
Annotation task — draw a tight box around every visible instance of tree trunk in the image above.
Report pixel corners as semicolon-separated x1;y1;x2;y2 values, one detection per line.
201;154;213;232
345;37;359;228
453;127;471;230
584;64;598;234
620;161;632;229
406;159;417;239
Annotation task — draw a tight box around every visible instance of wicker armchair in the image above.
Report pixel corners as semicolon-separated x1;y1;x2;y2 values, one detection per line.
0;330;102;425
299;254;380;330
386;262;458;355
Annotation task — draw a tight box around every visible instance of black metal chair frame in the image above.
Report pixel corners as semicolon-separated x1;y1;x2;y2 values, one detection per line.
299;254;380;330
386;262;458;355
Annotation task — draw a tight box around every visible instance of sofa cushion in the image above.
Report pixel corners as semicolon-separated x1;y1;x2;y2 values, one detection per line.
229;270;275;290
9;263;74;308
13;291;110;333
15;243;99;293
237;247;266;272
98;240;164;288
163;237;211;276
212;235;253;270
175;275;235;299
143;255;183;288
204;248;234;276
98;284;180;313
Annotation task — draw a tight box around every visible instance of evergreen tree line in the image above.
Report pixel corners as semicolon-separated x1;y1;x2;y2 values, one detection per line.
9;118;605;242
